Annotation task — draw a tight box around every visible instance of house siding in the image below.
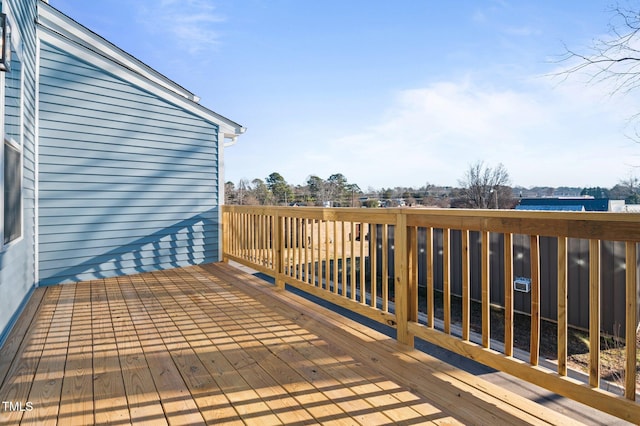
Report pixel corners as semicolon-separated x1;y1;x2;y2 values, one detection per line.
38;41;220;285
0;0;38;342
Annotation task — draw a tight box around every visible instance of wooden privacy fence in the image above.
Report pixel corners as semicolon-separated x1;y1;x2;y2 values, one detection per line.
222;205;640;422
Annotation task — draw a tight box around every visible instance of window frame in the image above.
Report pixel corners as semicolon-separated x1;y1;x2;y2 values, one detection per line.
0;6;23;250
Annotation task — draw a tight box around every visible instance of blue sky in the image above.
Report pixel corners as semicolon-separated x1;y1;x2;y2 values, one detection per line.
50;0;640;190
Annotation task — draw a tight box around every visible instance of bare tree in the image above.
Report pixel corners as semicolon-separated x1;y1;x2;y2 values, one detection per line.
224;181;235;204
612;171;640;203
558;4;640;133
237;178;250;205
458;161;511;209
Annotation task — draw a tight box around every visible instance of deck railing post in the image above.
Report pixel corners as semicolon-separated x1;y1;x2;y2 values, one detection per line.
222;207;229;262
274;210;285;289
394;211;413;347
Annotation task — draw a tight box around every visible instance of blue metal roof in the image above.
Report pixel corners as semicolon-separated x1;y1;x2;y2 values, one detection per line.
516;205;584;211
517;198;608;212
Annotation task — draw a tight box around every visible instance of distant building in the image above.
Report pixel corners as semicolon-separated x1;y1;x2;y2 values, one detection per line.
512;187;583;199
515;197;622;212
610;203;640;213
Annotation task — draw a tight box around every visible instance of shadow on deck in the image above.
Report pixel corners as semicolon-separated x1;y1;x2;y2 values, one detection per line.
0;263;590;425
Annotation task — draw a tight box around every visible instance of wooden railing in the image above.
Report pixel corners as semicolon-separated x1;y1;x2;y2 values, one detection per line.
222;205;640;422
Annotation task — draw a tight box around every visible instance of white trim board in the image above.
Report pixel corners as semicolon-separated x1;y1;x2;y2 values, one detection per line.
37;6;245;137
37;2;194;101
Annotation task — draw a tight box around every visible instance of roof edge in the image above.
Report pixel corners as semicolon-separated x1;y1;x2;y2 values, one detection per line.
38;1;196;100
37;0;246;135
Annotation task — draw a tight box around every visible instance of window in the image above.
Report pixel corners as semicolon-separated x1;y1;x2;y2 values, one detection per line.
1;12;21;247
4;141;20;244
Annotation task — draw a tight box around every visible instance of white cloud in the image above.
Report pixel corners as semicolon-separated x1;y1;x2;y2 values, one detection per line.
316;76;640;189
138;0;225;54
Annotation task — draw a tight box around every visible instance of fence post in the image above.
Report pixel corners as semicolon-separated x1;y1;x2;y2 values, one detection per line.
394;211;414;347
274;211;285;289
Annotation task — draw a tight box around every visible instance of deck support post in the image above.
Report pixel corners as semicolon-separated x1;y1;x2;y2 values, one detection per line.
394;211;414;347
222;209;229;263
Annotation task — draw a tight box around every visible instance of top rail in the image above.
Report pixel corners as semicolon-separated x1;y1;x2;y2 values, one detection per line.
225;205;640;240
222;205;640;422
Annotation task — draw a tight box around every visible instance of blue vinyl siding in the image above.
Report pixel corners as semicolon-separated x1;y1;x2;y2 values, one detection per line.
0;0;37;344
38;41;220;286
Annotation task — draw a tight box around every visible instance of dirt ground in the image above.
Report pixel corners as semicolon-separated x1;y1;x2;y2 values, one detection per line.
428;293;640;392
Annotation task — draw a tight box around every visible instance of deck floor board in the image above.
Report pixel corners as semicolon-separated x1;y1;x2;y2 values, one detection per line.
1;263;584;425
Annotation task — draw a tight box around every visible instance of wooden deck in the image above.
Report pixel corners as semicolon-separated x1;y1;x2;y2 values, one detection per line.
0;263;585;425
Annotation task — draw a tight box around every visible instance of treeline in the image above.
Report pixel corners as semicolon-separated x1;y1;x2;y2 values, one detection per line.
581;185;640;204
225;162;517;208
225;165;640;208
224;172;363;206
224;172;457;207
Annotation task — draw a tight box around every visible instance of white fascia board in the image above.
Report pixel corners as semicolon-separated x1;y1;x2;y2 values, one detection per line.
37;25;245;136
37;2;195;101
37;3;246;136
